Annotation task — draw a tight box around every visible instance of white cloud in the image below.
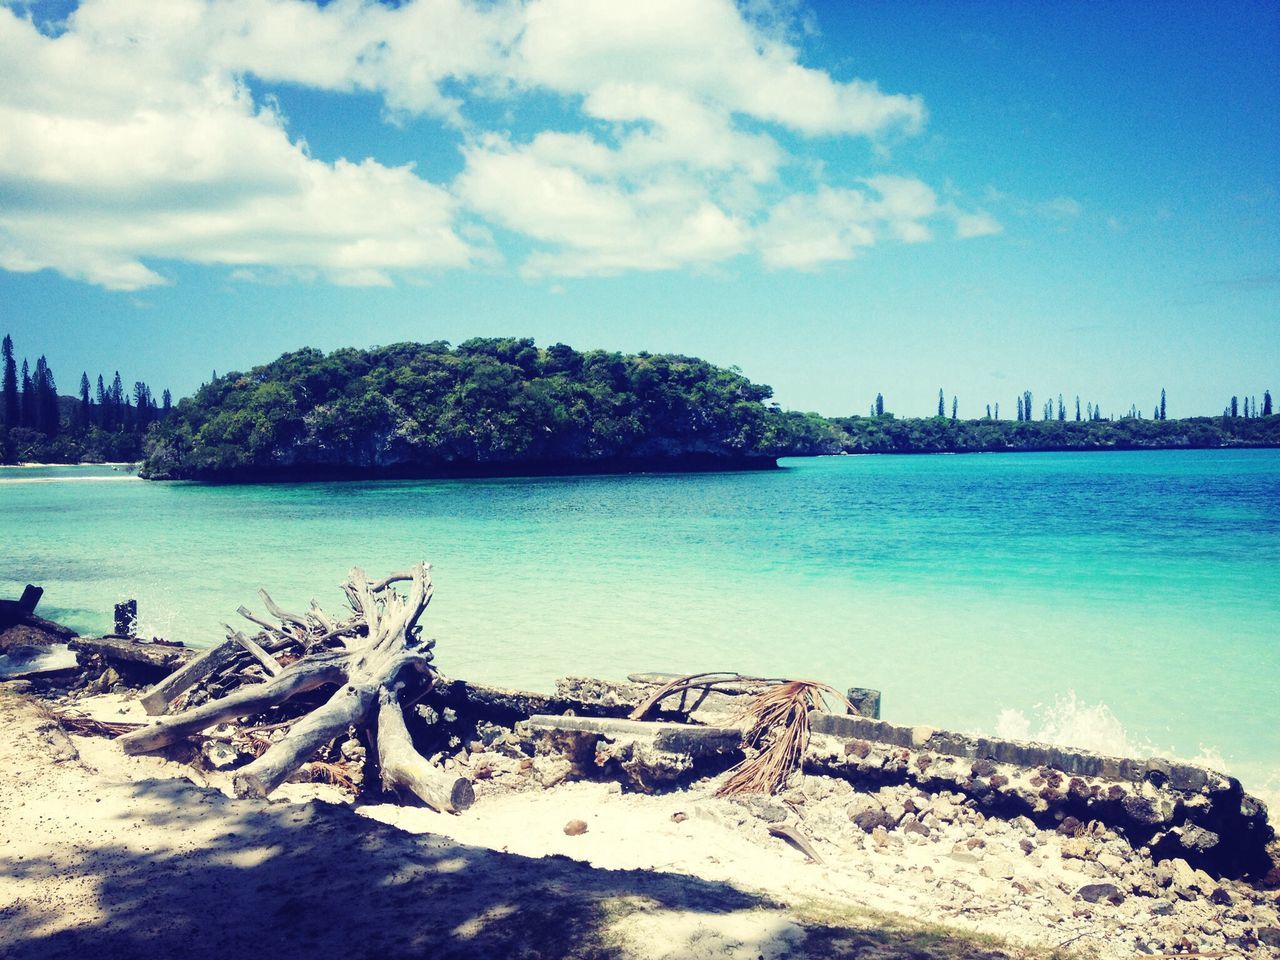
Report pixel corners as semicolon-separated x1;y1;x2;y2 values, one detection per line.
0;0;989;289
954;210;1003;239
457;135;749;276
0;2;476;290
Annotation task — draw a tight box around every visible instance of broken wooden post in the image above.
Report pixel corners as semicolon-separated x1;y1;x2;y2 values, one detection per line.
0;584;43;626
846;687;881;719
114;599;137;638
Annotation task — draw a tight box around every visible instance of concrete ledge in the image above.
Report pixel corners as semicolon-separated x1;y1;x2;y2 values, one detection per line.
524;715;742;756
809;711;1218;792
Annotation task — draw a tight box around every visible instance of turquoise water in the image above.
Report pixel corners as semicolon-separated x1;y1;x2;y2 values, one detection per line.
3;451;1278;797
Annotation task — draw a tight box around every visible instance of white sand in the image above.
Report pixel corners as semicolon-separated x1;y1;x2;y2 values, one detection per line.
2;689;1268;960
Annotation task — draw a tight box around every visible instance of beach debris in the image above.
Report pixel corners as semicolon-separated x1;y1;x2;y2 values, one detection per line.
0;584;44;627
715;679;852;797
767;824;824;864
119;564;474;812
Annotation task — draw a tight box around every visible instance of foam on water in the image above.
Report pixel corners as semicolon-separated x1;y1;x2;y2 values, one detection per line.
993;691;1279;817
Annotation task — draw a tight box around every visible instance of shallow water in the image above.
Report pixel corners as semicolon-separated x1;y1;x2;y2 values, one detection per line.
3;450;1277;796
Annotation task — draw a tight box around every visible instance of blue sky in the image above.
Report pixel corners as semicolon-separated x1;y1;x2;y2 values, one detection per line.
0;0;1275;418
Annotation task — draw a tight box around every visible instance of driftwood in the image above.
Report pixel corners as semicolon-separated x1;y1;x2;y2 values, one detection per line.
138;638;241;715
68;635;194;671
120;563;473;811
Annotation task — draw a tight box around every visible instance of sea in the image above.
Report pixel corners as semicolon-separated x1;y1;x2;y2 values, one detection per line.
3;450;1278;802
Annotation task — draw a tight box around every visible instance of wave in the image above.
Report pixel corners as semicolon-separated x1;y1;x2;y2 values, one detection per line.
992;691;1279;816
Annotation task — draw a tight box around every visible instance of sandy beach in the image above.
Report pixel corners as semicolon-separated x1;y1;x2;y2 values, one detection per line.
3;684;1277;960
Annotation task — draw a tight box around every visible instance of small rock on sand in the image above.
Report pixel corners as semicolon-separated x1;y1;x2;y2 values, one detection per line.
563;819;588;836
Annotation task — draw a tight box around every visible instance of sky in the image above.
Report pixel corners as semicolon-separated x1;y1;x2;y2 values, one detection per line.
0;0;1276;419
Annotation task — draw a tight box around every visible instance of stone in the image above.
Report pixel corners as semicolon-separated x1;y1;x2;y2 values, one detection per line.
1078;882;1126;905
910;725;936;747
744;797;788;824
200;739;244;770
1098;852;1128;874
1257;927;1280;948
1208;888;1232;906
902;818;931;839
1180;823;1221;854
1061;837;1092;860
563;819;588;836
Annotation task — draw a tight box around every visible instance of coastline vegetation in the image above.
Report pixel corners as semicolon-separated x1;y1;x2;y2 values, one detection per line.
138;338;840;479
2;331;1277;473
1;334;170;464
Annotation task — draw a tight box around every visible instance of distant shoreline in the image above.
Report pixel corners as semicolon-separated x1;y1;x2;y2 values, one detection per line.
140;454;780;483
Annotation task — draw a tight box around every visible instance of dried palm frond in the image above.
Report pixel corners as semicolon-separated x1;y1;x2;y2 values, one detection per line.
715;680;851;797
308;760;360;792
53;713;145;738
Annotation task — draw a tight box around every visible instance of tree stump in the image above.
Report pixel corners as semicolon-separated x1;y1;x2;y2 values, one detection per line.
119;563;472;812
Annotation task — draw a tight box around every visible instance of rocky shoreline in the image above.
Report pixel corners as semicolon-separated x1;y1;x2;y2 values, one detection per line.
4;594;1280;958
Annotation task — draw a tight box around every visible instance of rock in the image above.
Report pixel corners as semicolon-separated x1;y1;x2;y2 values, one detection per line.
1098;852;1128;874
1180;823;1221;854
671;811;688;823
1061;837;1092;860
910;725;935;747
1011;815;1036;836
1078;882;1126;905
1257;927;1280;948
200;739;245;770
744;797;788;824
844;739;871;759
1019;838;1035;856
1208;887;1232;906
563;819;588;836
931;796;959;824
847;794;895;833
971;759;997;777
902;818;931;839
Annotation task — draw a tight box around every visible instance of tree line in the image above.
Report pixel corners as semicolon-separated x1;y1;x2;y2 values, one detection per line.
1;333;172;463
869;385;1278;426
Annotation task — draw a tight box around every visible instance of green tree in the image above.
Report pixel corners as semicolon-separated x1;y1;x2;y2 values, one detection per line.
1159;388;1167;421
1;335;17;428
937;388;945;417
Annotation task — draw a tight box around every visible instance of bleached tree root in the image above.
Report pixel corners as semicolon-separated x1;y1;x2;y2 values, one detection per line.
122;563;470;811
376;687;474;812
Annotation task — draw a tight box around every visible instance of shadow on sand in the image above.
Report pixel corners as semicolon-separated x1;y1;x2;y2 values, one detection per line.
1;774;1021;960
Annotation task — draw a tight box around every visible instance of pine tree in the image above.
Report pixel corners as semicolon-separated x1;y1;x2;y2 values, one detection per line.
951;396;957;421
1057;394;1065;421
1231;396;1239;418
875;393;884;417
162;388;172;414
1075;396;1081;422
20;359;33;428
994;402;999;421
34;356;58;436
1264;391;1273;417
1;335;17;429
1016;396;1023;421
95;374;107;429
1023;391;1033;424
986;403;992;420
1159;388;1167;421
79;373;91;429
938;388;945;418
110;372;124;431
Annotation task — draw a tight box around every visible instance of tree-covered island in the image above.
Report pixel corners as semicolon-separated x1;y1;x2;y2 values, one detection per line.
138;338;841;480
